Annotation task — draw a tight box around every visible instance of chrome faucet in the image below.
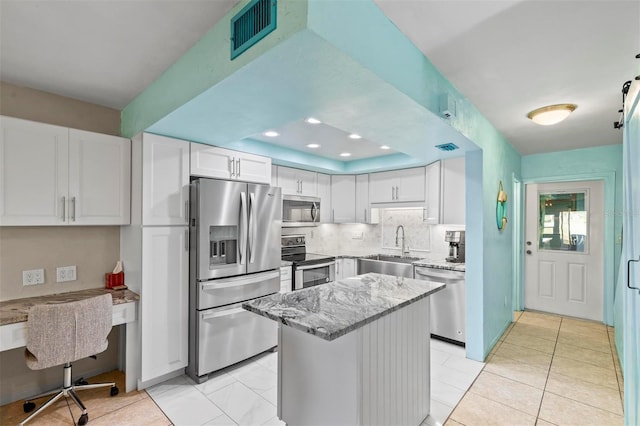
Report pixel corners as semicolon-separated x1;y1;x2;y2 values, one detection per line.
395;225;410;257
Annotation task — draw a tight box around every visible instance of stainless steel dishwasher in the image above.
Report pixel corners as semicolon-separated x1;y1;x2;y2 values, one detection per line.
413;266;466;346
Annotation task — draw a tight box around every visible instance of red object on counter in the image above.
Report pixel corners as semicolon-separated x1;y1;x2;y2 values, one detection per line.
105;271;124;289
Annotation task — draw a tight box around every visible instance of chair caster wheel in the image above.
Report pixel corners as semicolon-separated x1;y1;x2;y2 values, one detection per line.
75;377;89;386
23;401;35;413
78;413;88;425
110;386;119;397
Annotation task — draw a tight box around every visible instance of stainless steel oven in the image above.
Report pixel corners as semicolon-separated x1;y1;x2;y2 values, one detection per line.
281;235;335;290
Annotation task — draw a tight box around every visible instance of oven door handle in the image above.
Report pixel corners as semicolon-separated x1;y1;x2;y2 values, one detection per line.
296;261;335;271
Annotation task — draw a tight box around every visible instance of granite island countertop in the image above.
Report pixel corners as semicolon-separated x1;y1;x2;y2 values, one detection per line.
243;273;445;341
0;288;140;326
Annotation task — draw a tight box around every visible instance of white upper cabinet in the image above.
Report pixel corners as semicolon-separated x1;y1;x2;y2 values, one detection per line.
369;167;425;204
190;143;271;184
0;116;130;226
441;156;466;224
331;175;356;223
316;173;331;223
142;134;190;226
277;166;317;196
355;174;369;223
424;161;441;224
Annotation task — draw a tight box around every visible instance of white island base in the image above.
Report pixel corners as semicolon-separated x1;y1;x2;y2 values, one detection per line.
277;297;431;426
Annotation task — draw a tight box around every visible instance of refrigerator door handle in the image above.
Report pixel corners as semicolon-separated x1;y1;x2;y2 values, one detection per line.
239;191;247;265
249;192;256;263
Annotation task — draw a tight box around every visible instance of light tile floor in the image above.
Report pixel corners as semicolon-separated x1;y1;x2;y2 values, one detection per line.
447;310;625;426
1;311;623;425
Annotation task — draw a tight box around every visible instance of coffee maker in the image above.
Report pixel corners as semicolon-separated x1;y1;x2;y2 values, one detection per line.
445;230;465;263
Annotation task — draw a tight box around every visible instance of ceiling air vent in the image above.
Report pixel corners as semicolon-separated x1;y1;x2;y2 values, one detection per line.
435;143;459;152
230;0;277;60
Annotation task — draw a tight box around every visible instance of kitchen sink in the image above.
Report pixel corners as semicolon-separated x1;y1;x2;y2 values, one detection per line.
357;254;423;278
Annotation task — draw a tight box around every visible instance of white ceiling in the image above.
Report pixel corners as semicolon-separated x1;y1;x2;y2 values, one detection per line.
1;0;638;157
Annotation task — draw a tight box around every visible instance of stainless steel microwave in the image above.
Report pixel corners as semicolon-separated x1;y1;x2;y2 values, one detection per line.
282;195;320;227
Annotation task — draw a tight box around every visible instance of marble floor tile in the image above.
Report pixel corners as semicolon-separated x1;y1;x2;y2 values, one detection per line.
550;356;618;390
260;386;278;406
442;354;484;377
431;363;478;392
145;374;193;398
469;371;543;416
261;416;285;426
431;348;452;366
207;381;276;426
429;399;454;425
430;339;466;357
484;354;549;390
545;372;623;415
493;341;553;370
503;331;557;354
195;371;238;396
228;362;277;394
538;392;623;425
431;379;467;407
203;413;239;425
450;392;536;426
255;352;278;373
554;341;616;370
88;397;171;426
444;419;464;426
152;382;223;425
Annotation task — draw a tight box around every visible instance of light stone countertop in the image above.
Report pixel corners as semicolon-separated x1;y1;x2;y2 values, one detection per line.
0;288;140;326
243;273;445;341
412;259;466;272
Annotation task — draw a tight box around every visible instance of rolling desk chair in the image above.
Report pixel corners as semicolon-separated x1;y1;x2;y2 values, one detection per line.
20;294;119;425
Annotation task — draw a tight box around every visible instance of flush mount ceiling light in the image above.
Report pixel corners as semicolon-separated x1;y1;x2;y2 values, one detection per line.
527;104;577;126
380;145;390;150
348;133;362;139
305;117;321;124
340;152;351;157
263;130;279;137
306;143;320;148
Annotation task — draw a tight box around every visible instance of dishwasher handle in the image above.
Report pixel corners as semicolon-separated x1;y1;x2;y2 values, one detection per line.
414;267;465;281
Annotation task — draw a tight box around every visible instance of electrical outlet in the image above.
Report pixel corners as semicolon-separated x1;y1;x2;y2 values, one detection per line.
56;265;77;283
23;269;45;286
351;232;363;240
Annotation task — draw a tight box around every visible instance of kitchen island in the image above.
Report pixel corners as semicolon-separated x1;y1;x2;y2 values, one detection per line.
243;273;445;426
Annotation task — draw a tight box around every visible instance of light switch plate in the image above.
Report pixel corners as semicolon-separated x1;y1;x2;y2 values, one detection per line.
56;265;77;283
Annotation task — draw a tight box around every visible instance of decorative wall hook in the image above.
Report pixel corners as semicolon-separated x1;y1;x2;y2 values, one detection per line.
496;181;508;230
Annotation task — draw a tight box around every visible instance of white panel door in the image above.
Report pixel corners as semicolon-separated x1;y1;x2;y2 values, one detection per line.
190;143;233;180
524;180;604;321
369;170;395;203
141;226;189;382
276;166;301;195
68;129;130;225
395;167;425;203
142;134;190;226
331;175;356;223
356;174;369;223
316;173;331;223
297;169;317;196
235;151;271;184
0;116;68;225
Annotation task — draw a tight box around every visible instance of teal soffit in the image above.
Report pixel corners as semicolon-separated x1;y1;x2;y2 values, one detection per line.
122;0;482;174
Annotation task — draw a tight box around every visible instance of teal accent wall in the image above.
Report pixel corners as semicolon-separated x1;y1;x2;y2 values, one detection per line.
522;144;623;326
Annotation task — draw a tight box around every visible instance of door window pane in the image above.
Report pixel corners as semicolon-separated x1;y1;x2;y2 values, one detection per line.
538;191;588;252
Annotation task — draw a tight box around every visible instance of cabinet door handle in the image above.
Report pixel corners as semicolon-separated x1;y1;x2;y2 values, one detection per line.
236;158;241;177
332;208;335;222
628;257;640;292
184;201;189;221
391;186;395;200
71;197;76;222
185;229;189;251
229;158;235;177
396;186;399;200
61;196;66;221
364;208;367;223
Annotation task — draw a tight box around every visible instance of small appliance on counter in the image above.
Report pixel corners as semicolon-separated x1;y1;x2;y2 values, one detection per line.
281;235;335;290
188;178;282;383
445;230;465;263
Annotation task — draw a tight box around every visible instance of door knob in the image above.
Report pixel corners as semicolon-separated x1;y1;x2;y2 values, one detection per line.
526;250;532;255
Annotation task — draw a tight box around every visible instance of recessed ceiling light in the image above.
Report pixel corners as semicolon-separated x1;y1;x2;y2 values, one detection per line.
527;104;577;126
306;143;320;148
348;134;362;139
263;131;279;137
340;152;352;157
306;117;321;124
380;145;390;150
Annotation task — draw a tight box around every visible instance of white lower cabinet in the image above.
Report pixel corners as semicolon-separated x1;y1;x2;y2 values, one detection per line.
335;258;356;280
140;226;189;382
280;265;292;293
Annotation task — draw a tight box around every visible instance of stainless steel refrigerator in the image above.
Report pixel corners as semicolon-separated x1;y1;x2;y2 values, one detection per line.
187;178;282;383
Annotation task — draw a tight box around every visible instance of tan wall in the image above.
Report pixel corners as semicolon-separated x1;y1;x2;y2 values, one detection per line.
0;83;123;402
0;81;121;136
